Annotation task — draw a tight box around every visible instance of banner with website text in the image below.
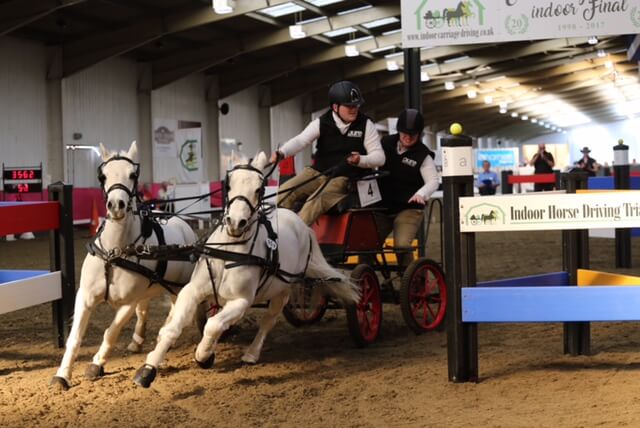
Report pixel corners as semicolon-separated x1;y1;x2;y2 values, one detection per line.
460;191;640;232
402;0;640;48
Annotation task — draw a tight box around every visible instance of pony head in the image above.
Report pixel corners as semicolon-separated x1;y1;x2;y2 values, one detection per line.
98;141;140;221
224;151;269;237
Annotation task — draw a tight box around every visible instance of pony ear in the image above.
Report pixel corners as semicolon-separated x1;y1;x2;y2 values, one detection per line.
251;152;268;172
127;140;138;161
99;143;110;161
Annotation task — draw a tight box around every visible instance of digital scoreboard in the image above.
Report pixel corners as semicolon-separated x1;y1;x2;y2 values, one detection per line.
2;164;43;194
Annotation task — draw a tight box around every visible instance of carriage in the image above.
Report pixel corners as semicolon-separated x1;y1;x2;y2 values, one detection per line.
281;172;448;347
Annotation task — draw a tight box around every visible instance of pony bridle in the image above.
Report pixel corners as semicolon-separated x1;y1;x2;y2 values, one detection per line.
223;164;266;232
97;155;141;214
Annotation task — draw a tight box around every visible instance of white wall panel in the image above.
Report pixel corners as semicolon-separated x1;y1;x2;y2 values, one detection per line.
0;37;47;186
270;96;310;176
219;86;264;160
62;57;138;187
151;74;207;182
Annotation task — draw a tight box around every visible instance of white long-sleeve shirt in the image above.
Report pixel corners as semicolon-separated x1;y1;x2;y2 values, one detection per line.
395;141;440;200
278;112;385;169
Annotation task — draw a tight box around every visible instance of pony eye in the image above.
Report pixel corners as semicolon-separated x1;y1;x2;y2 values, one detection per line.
129;173;138;180
98;174;106;183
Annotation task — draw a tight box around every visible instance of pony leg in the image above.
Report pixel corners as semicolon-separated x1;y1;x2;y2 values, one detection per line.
135;274;213;388
51;288;95;390
126;299;150;353
194;298;251;367
85;303;136;380
242;292;288;364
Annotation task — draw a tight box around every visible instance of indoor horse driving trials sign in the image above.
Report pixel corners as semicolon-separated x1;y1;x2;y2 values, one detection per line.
401;0;640;48
460;192;640;232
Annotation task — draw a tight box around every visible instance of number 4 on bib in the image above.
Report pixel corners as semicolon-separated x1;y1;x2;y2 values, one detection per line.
357;179;381;207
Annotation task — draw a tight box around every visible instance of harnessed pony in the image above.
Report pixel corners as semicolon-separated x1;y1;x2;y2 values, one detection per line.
50;142;197;390
133;152;360;387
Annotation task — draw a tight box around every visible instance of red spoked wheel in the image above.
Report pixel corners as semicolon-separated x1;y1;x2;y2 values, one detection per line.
400;258;447;334
346;264;382;348
283;286;328;327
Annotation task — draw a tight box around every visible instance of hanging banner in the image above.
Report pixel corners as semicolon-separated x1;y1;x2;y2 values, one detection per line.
152;119;177;158
401;0;640;48
476;148;519;168
460;191;640;232
176;128;203;183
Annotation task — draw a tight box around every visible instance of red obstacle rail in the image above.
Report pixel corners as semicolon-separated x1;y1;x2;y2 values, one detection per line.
507;173;556;184
0;202;60;236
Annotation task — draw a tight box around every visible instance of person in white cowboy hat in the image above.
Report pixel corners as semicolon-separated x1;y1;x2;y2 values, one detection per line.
575;146;598;177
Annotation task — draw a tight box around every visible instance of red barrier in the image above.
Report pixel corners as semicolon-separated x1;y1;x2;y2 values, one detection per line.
0;202;60;236
507;173;556;184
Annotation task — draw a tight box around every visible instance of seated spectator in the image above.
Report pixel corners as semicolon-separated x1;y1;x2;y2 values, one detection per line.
476;160;500;195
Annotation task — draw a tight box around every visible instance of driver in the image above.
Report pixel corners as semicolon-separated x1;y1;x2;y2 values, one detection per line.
270;80;384;225
376;109;438;270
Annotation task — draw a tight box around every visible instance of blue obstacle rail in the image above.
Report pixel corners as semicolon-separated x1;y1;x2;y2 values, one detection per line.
477;272;569;288
463;286;640;322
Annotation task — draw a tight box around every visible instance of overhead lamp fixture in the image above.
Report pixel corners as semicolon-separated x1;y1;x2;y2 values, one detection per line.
521;115;529;121
531;118;538;123
386;60;399;71
588;36;598;45
597;49;607;58
605;60;614;69
499;101;508;109
444;81;455;91
212;0;235;14
289;24;306;39
420;71;430;82
499;108;507;114
484;96;493;104
344;45;359;57
511;112;519;118
467;89;477;99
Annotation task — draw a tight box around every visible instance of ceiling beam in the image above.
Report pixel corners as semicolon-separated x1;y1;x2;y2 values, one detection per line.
152;4;400;89
62;0;293;77
0;0;87;36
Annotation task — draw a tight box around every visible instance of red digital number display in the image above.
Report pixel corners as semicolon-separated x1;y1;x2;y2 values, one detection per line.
17;183;29;193
11;170;36;180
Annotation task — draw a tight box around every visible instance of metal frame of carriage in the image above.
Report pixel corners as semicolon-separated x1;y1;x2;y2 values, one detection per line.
281;173;448;348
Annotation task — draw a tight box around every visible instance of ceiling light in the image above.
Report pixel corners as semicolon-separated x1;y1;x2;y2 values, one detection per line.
344;45;359;57
605;60;614;69
289;24;306;39
531;118;537;123
521;115;529;120
597;49;607;58
421;71;430;82
484;96;493;104
444;81;455;90
361;17;399;29
467;89;477;99
511;112;519;118
499;102;508;109
588;36;598;45
386;60;399;71
369;45;395;54
499;108;507;114
213;0;235;14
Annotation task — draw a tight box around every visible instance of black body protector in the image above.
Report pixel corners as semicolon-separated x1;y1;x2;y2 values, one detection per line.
314;110;368;178
379;134;434;214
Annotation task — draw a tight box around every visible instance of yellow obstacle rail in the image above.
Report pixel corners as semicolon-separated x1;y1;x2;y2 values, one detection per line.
346;239;419;265
577;269;640;286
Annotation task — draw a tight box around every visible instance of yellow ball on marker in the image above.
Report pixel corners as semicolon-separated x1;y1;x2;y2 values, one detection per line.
450;122;463;135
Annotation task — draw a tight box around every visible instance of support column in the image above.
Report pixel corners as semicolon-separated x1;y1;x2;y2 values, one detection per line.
403;48;422;111
562;172;590;356
614;140;631;268
46;47;65;184
443;127;478;383
137;63;153;183
205;76;221;180
258;85;273;156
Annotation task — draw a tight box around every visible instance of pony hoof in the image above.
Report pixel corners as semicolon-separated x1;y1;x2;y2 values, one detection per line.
133;364;157;388
85;364;105;381
195;352;215;369
49;376;70;391
241;354;258;365
127;342;142;353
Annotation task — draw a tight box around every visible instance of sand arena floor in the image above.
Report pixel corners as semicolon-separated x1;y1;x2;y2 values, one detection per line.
3;227;640;427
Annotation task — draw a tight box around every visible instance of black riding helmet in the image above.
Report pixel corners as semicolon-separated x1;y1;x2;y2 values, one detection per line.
397;108;424;135
328;81;365;107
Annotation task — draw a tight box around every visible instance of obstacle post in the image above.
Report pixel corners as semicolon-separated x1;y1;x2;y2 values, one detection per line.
561;172;590;355
48;183;76;348
614;140;631;268
442;125;478;383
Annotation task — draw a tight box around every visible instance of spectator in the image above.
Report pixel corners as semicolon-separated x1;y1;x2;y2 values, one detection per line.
529;144;555;191
476;160;500;195
575;147;598;177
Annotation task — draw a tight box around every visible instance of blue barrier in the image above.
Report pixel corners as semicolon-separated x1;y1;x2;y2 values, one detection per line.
463;286;640;322
0;270;49;283
587;176;640;190
477;271;568;288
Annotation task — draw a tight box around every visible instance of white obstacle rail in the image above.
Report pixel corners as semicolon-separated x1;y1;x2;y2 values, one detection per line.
0;183;75;347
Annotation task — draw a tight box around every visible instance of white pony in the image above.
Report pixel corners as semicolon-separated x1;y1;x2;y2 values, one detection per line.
133;152;359;387
50;141;197;390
